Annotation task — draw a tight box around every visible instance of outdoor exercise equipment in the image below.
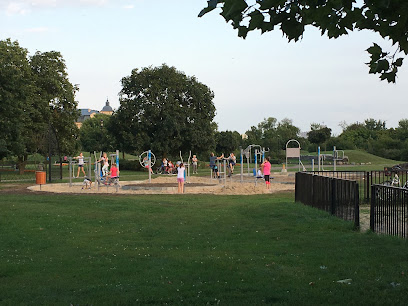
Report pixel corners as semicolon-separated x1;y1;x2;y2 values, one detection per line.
179;150;192;183
139;150;155;183
68;156;92;187
93;150;120;191
286;139;305;172
242;145;269;176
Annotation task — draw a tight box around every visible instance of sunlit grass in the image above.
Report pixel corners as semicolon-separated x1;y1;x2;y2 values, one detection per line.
1;193;407;305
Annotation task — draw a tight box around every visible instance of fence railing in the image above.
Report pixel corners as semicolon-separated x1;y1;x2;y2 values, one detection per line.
370;184;408;239
296;172;359;227
306;171;368;203
0;158;63;183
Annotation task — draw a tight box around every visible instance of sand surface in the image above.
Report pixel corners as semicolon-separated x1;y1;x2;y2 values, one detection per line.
27;173;295;195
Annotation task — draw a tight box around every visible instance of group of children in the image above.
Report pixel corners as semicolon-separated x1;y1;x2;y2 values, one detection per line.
209;152;237;178
210;152;272;189
73;152;119;189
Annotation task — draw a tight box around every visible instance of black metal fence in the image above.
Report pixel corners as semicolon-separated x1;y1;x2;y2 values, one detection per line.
0;157;64;183
307;171;368;202
370;184;408;239
296;172;359;226
307;170;408;203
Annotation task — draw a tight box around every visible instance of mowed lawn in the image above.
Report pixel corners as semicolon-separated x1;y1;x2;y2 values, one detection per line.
1;192;408;305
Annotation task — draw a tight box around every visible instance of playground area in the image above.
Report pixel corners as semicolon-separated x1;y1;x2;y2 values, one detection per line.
27;172;295;195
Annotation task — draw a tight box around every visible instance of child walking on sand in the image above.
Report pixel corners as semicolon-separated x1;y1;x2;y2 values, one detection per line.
177;162;185;193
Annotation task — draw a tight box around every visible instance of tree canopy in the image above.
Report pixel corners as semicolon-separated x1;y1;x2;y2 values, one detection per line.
199;0;408;82
0;38;78;171
112;64;216;157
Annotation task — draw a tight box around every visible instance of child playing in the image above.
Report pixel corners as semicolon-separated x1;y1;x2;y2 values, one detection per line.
82;177;92;189
177;162;185;193
75;152;86;178
98;152;109;177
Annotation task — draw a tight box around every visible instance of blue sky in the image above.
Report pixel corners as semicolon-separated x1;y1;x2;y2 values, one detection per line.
1;0;407;136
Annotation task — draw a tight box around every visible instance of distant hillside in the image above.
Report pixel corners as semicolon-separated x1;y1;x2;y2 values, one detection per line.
344;150;402;165
301;149;401;165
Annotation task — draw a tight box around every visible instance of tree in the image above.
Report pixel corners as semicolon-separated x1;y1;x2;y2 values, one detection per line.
30;51;79;157
112;64;216;157
0;39;35;164
79;114;114;153
199;0;408;82
307;123;331;147
0;39;79;172
215;130;242;155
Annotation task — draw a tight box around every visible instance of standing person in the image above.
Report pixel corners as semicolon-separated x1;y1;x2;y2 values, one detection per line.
177;162;185;193
228;153;236;174
192;155;198;174
75;152;86;178
98;152;109;177
209;153;222;179
261;157;272;189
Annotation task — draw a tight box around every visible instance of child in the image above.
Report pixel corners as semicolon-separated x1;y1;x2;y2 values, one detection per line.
177;162;185;193
98;152;109;177
192;155;198;174
261;157;272;189
82;177;92;189
107;163;119;185
75;152;86;178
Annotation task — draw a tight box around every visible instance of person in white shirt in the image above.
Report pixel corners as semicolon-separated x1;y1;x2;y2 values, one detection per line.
177;163;185;193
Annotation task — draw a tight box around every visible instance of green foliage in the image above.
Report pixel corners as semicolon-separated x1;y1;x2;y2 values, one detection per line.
112;64;217;157
79;114;114;153
215;130;242;155
0;38;79;171
245;117;300;152
307;123;332;145
119;159;143;171
199;0;408;82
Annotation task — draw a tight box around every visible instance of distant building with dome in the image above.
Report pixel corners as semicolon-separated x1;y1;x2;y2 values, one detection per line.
75;99;114;129
100;99;113;115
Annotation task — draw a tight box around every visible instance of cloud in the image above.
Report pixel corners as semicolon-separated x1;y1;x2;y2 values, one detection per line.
2;0;111;15
5;2;30;15
123;4;134;9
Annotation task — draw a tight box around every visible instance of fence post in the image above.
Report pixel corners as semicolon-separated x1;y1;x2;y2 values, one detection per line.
370;185;375;232
366;171;370;203
354;183;360;228
331;178;336;216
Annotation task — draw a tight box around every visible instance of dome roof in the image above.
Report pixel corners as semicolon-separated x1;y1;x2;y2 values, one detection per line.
101;99;113;112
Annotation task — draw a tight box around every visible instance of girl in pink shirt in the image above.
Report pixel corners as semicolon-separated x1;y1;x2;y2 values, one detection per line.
261;157;272;189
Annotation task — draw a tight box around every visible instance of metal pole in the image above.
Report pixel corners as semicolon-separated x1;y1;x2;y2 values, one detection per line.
88;157;92;179
240;148;243;183
318;146;321;171
69;157;72;187
223;159;227;186
312;159;315;171
148;150;152;183
255;149;258;174
333;146;336;171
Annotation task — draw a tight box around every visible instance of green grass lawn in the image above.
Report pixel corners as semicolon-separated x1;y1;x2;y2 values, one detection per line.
1;193;407;305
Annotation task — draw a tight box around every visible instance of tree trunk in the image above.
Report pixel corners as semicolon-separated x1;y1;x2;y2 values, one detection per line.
17;155;27;175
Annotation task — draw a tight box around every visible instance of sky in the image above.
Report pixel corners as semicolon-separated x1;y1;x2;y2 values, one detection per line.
1;0;407;136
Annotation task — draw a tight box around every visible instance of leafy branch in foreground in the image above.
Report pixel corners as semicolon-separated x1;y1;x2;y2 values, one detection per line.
199;0;408;83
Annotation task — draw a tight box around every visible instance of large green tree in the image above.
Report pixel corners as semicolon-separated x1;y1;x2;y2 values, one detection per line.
30;51;79;157
112;64;216;157
0;39;36;164
199;0;408;82
0;39;79;172
79;114;114;153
